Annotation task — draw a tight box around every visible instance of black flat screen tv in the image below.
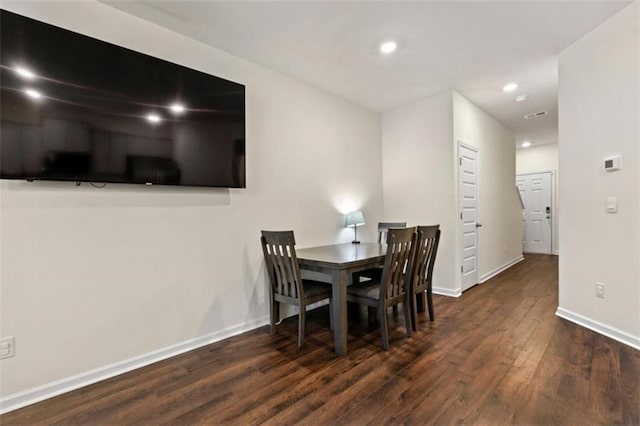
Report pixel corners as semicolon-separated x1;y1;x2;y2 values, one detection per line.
0;10;246;188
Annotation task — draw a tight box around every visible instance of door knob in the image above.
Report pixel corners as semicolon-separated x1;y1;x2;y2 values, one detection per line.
475;223;483;228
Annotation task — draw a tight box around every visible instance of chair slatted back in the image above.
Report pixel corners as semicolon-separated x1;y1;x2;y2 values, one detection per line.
261;231;304;300
411;226;441;293
378;222;407;244
380;227;416;303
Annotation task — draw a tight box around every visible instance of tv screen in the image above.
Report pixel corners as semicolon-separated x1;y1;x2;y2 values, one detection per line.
0;10;246;188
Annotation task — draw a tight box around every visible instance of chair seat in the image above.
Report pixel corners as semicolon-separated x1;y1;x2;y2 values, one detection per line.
347;282;380;301
302;279;332;299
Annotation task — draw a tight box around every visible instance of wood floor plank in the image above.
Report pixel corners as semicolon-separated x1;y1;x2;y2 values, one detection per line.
2;254;638;425
589;336;624;424
620;344;640;424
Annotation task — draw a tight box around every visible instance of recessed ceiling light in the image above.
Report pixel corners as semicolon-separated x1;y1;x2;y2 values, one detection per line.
515;95;528;102
169;103;185;114
379;41;397;54
522;141;531;148
503;82;518;92
15;66;36;80
146;113;161;123
24;88;41;99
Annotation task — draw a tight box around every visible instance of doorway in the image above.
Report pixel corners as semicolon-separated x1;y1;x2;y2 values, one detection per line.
516;171;553;254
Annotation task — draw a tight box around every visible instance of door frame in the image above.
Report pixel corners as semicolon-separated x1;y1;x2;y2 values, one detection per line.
516;170;555;255
458;141;480;291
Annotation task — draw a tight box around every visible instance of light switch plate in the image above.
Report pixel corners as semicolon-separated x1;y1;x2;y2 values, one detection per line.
0;336;15;359
595;282;605;299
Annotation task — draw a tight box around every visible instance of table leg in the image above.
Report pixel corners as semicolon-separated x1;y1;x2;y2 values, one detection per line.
331;269;348;355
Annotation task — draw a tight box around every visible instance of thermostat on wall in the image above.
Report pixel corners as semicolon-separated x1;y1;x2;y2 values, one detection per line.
604;155;621;172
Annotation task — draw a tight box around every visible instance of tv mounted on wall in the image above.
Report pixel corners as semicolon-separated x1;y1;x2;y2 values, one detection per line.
0;10;246;188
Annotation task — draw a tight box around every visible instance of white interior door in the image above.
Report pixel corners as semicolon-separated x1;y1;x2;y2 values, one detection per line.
516;172;552;254
459;143;479;291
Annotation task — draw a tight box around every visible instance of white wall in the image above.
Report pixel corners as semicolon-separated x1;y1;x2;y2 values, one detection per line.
516;143;560;254
558;2;639;348
0;1;383;400
453;92;522;284
382;92;456;295
516;143;558;174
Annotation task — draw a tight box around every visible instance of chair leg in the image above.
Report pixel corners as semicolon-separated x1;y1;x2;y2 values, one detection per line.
270;297;278;335
379;306;390;350
410;293;418;332
403;300;413;338
427;288;434;321
298;306;306;349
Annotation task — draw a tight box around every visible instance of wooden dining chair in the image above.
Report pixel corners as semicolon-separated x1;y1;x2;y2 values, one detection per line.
352;221;407;285
377;222;408;244
408;225;441;331
347;227;416;350
260;230;332;349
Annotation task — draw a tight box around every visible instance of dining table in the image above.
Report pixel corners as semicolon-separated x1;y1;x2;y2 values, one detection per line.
296;242;387;355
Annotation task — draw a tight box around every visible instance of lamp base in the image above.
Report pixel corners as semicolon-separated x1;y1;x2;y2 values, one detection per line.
352;240;361;244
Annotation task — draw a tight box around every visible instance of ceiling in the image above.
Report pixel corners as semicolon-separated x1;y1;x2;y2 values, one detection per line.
104;1;630;148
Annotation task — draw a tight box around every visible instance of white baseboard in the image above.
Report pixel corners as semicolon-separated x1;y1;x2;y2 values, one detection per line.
554;250;559;255
432;286;461;298
0;316;270;415
555;307;640;351
479;255;524;283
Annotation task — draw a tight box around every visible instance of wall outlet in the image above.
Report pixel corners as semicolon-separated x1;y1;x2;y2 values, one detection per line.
595;282;605;299
0;336;15;359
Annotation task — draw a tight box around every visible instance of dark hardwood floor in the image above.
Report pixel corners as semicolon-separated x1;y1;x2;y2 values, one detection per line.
2;254;639;425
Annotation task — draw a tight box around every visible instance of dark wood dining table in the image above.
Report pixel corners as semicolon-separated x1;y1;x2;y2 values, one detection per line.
296;242;386;355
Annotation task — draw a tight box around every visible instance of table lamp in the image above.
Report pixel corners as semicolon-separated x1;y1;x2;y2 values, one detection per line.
345;210;365;244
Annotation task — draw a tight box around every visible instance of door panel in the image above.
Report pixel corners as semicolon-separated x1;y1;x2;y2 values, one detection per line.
462;182;475;198
463;232;476;249
531;220;543;242
463;256;477;273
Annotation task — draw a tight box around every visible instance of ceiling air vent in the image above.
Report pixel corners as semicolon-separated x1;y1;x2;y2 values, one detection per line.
524;111;548;119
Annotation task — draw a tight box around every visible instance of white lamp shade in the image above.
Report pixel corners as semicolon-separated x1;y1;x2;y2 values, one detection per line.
345;210;365;227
